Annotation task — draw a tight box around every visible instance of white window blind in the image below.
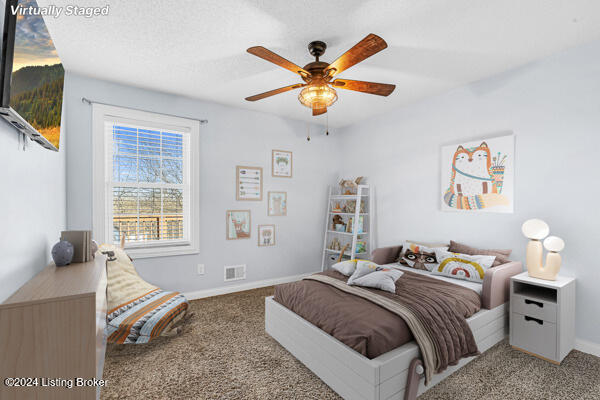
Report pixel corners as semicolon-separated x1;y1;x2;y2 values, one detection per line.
107;121;190;245
93;104;200;258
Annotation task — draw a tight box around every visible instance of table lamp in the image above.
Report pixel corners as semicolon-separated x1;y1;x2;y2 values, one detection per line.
521;219;564;281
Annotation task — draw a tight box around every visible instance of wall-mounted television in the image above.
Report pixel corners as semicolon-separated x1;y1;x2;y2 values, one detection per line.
0;0;64;151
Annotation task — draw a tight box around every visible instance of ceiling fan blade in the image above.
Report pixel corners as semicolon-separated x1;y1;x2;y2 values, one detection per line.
247;46;310;77
331;79;395;96
312;106;327;116
245;83;306;102
326;34;387;77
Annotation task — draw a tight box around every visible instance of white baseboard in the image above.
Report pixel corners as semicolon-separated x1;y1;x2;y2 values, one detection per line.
575;338;600;358
183;272;314;300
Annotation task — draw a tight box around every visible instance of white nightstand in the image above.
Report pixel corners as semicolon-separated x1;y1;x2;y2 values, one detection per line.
509;272;576;364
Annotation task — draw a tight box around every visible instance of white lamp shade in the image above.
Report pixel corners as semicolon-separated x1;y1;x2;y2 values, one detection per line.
544;236;565;252
521;219;550;240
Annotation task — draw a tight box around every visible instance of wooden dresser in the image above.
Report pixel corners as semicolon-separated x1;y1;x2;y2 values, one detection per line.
0;255;108;400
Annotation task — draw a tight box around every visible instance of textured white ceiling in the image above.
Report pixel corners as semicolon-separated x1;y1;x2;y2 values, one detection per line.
39;0;600;127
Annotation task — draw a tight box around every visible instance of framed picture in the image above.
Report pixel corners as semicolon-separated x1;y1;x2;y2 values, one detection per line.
236;166;263;201
441;133;514;213
272;150;292;178
226;210;251;240
258;224;275;246
268;191;287;216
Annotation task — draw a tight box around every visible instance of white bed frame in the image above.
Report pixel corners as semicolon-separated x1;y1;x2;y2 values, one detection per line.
265;296;508;400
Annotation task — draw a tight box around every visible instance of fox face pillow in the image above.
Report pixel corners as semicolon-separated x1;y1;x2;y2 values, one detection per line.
398;242;447;271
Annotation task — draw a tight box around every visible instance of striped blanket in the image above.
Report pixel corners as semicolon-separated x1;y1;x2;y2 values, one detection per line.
99;243;190;344
106;289;189;344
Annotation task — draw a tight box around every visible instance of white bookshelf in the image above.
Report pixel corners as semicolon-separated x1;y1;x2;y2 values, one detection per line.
326;230;369;235
327;213;368;216
330;195;368;199
321;184;373;271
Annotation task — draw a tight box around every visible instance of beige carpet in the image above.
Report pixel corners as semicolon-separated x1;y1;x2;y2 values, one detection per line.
102;287;600;400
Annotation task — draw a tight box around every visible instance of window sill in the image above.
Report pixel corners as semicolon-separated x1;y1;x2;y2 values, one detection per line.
125;244;199;259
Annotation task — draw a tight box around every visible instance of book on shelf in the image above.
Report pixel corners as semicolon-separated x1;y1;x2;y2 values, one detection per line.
346;216;364;233
60;230;92;263
355;241;366;253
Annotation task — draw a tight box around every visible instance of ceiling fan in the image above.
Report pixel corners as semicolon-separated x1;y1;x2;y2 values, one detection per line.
245;34;395;116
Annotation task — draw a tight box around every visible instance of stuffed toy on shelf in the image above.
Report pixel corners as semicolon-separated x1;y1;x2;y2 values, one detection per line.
332;214;346;231
342;200;366;214
329;237;341;251
339;177;364;195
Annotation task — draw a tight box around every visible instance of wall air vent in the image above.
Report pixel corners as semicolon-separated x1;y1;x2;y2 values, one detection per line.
224;264;246;282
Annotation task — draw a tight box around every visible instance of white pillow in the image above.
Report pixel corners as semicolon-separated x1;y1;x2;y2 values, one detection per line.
431;249;495;283
331;259;359;276
347;260;403;293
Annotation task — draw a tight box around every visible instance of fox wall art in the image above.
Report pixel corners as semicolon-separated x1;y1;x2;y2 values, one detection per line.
441;133;514;213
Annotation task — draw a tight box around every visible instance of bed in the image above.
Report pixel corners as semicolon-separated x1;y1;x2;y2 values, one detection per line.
265;245;522;400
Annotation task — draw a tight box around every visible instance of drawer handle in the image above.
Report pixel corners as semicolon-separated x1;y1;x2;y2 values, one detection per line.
524;316;543;325
524;299;544;308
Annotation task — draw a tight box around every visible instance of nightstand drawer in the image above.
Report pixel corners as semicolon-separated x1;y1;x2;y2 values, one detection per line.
512;293;557;323
511;312;556;360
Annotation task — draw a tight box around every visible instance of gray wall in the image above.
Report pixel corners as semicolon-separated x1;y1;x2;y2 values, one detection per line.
337;39;600;344
0;119;66;302
63;72;339;294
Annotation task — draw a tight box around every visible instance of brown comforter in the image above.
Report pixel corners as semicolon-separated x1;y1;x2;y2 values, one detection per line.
274;270;481;377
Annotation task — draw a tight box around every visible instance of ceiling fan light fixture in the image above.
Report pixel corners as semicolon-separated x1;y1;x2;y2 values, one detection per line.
246;34;394;116
298;84;337;110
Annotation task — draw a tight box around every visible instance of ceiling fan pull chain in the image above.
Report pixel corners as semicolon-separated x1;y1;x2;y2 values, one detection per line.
326;112;329;136
307;122;311;142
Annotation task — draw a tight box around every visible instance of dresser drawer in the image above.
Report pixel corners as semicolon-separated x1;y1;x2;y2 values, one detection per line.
512;293;557;323
511;312;557;360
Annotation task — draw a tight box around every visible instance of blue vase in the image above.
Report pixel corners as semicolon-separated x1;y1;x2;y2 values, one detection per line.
52;240;74;267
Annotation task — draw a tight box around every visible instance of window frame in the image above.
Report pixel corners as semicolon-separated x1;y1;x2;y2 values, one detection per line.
92;104;200;259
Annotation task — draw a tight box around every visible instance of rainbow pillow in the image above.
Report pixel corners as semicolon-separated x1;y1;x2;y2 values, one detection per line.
431;249;496;283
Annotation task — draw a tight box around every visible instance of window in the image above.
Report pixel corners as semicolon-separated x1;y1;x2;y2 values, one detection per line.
93;104;200;258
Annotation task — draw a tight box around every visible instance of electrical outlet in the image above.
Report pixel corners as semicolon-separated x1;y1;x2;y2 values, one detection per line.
197;264;205;275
